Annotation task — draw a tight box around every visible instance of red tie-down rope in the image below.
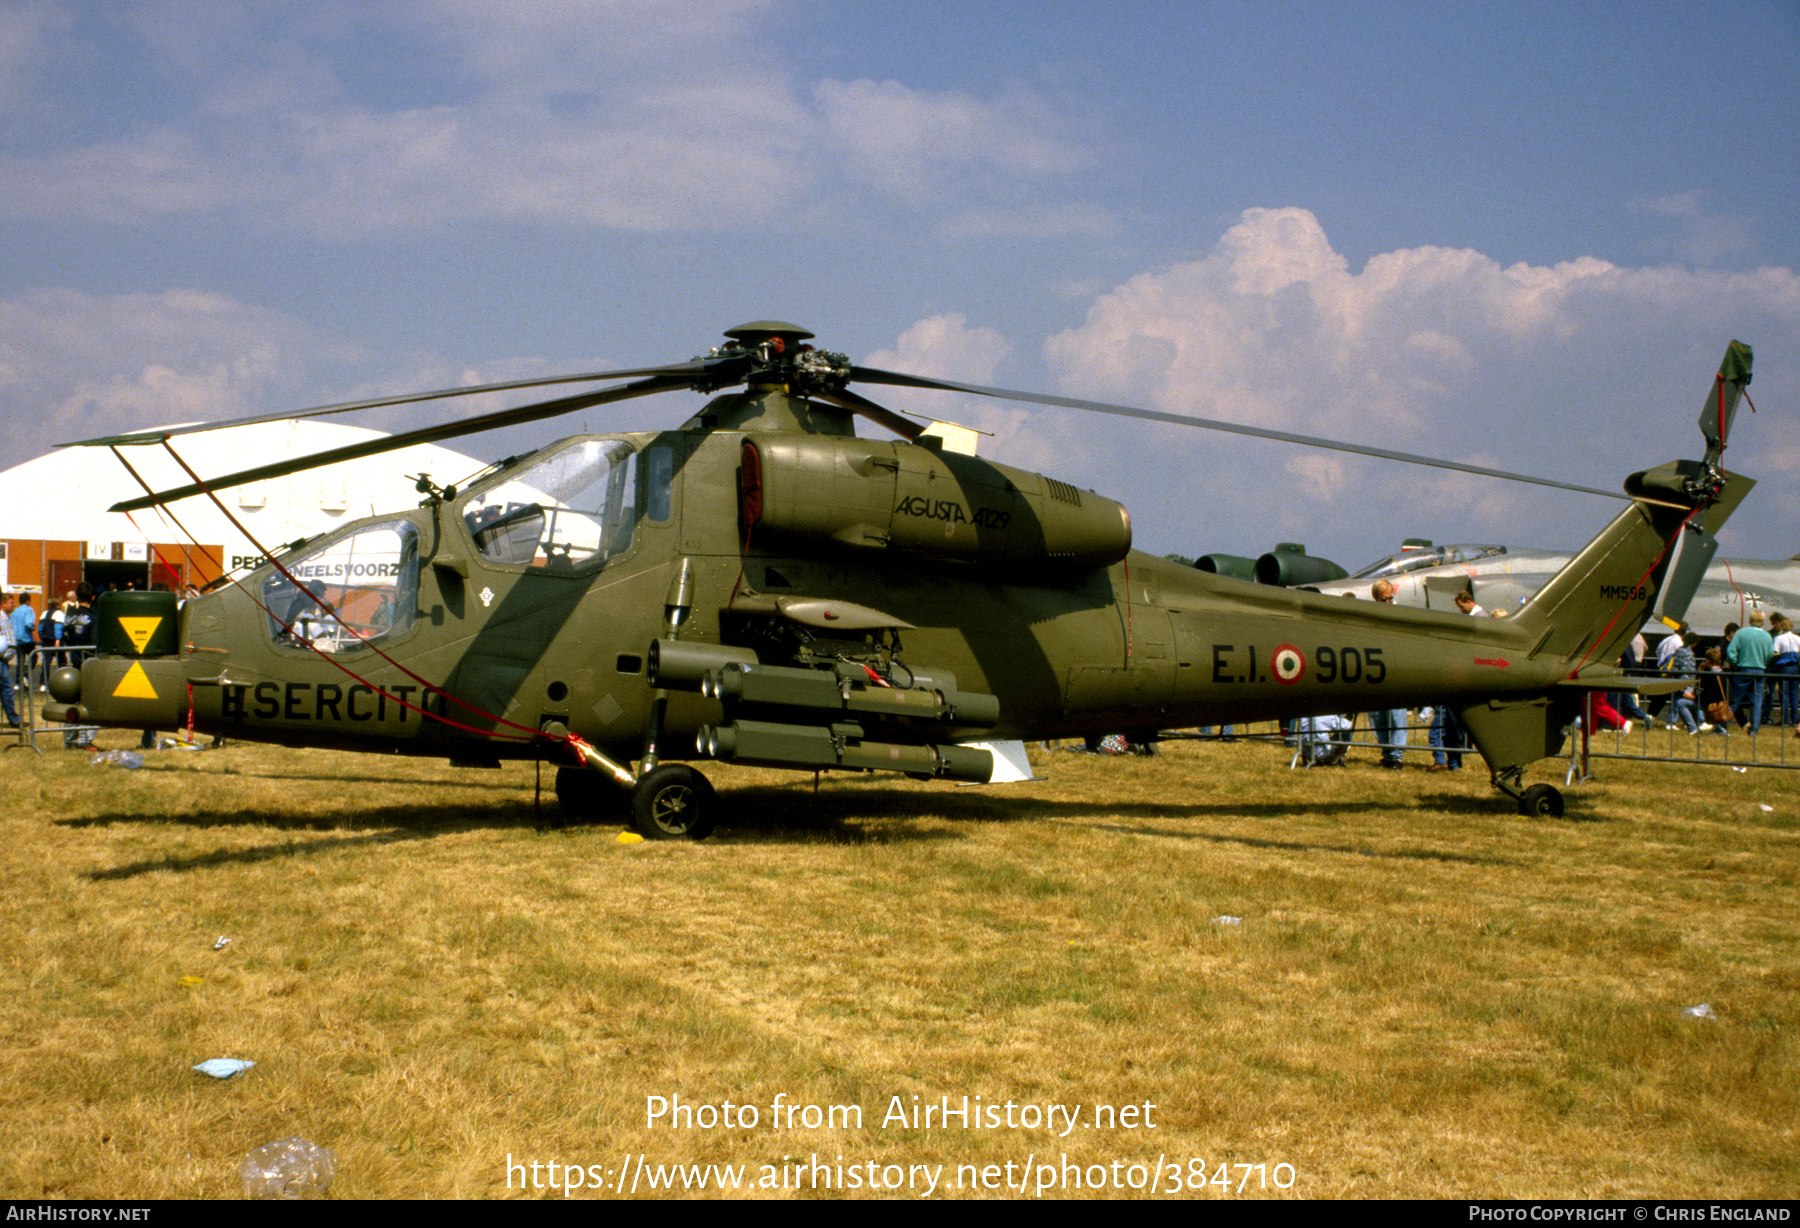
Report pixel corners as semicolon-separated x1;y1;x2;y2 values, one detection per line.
1718;374;1727;450
108;439;590;760
118;511;199;593
109;447;228;582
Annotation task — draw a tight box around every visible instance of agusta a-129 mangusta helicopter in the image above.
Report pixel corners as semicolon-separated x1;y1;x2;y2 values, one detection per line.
48;325;1754;838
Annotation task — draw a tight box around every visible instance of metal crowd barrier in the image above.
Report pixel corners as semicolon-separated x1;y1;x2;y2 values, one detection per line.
1164;719;1430;769
1155;663;1799;782
1568;666;1798;782
7;646;101;755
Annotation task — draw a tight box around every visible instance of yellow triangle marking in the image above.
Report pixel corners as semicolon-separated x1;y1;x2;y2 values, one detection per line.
112;661;160;700
117;616;164;654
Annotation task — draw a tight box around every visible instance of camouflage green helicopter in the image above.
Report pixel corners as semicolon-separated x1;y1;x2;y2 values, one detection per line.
48;325;1755;838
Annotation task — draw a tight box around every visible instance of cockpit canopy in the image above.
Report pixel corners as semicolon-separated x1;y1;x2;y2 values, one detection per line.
1350;543;1508;581
460;436;674;571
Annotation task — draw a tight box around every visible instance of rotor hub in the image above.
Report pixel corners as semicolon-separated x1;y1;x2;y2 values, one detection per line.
722;320;815;346
699;321;850;398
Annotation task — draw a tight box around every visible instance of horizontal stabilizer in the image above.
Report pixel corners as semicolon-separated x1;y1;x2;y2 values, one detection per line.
1554;673;1690;696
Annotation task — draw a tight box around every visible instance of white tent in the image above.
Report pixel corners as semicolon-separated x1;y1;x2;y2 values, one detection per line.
1;420;486;591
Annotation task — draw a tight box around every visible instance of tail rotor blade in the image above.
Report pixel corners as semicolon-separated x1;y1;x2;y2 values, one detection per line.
1698;339;1754;465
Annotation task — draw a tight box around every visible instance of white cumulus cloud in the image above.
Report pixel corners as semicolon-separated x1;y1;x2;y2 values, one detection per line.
1029;208;1800;557
0;2;1103;237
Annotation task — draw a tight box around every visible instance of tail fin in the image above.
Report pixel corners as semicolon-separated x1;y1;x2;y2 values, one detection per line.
1513;342;1755;673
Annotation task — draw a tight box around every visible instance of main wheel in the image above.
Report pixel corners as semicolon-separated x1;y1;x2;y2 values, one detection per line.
630;764;717;840
553;766;627;824
1518;783;1565;818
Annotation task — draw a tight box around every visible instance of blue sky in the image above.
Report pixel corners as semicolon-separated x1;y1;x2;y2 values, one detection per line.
4;0;1797;571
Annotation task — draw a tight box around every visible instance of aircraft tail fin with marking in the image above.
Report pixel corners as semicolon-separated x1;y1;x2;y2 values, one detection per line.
1458;343;1755;807
1512;342;1755;673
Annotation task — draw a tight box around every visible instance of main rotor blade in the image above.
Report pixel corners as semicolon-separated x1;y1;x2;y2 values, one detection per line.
109;374;692;512
851;366;1631;502
63;359;722;449
813;386;926;441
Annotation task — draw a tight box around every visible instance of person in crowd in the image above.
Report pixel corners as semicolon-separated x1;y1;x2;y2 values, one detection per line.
1587;691;1631;733
35;598;60;690
1699;647;1734;734
1646;623;1690;722
1431;589;1484;769
1764;612;1797;729
1610;644;1651;731
61;584;97;748
1727;610;1774;735
1665;631;1710;734
1367;580;1407;768
0;593;19;727
9;592;36;698
1297;713;1353;766
1656;623;1687;670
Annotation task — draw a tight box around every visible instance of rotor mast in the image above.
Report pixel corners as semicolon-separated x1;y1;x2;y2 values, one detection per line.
691;386;856;436
685;321;857;436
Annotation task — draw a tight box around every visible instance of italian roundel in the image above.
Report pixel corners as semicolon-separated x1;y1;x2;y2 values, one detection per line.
1271;644;1305;684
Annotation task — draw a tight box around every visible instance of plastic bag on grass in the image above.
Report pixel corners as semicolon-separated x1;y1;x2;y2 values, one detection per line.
241;1136;336;1199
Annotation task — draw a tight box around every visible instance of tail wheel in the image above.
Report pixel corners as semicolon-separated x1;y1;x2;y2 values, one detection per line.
631;764;717;840
1518;783;1566;819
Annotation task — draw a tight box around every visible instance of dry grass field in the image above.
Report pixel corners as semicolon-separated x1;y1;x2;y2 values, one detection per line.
2;727;1795;1200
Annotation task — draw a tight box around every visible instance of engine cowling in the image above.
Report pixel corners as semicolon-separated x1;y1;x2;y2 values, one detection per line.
742;436;1131;573
1254;543;1348;587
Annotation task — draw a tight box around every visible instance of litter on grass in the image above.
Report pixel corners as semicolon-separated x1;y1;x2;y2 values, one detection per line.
241;1137;335;1200
193;1058;255;1079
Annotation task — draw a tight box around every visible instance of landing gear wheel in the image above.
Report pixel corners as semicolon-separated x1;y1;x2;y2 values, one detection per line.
553;766;627;824
631;764;717;840
1518;783;1565;818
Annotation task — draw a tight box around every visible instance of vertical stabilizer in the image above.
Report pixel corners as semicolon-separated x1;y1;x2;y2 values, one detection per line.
1463;343;1756;812
1514;342;1754;673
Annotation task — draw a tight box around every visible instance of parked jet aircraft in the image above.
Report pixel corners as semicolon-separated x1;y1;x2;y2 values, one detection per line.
1306;542;1799;637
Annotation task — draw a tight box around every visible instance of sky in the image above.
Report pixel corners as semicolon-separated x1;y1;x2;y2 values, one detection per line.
4;0;1798;574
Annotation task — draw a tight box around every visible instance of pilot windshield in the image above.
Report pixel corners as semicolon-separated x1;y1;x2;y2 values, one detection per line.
462;439;640;570
263;520;420;650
